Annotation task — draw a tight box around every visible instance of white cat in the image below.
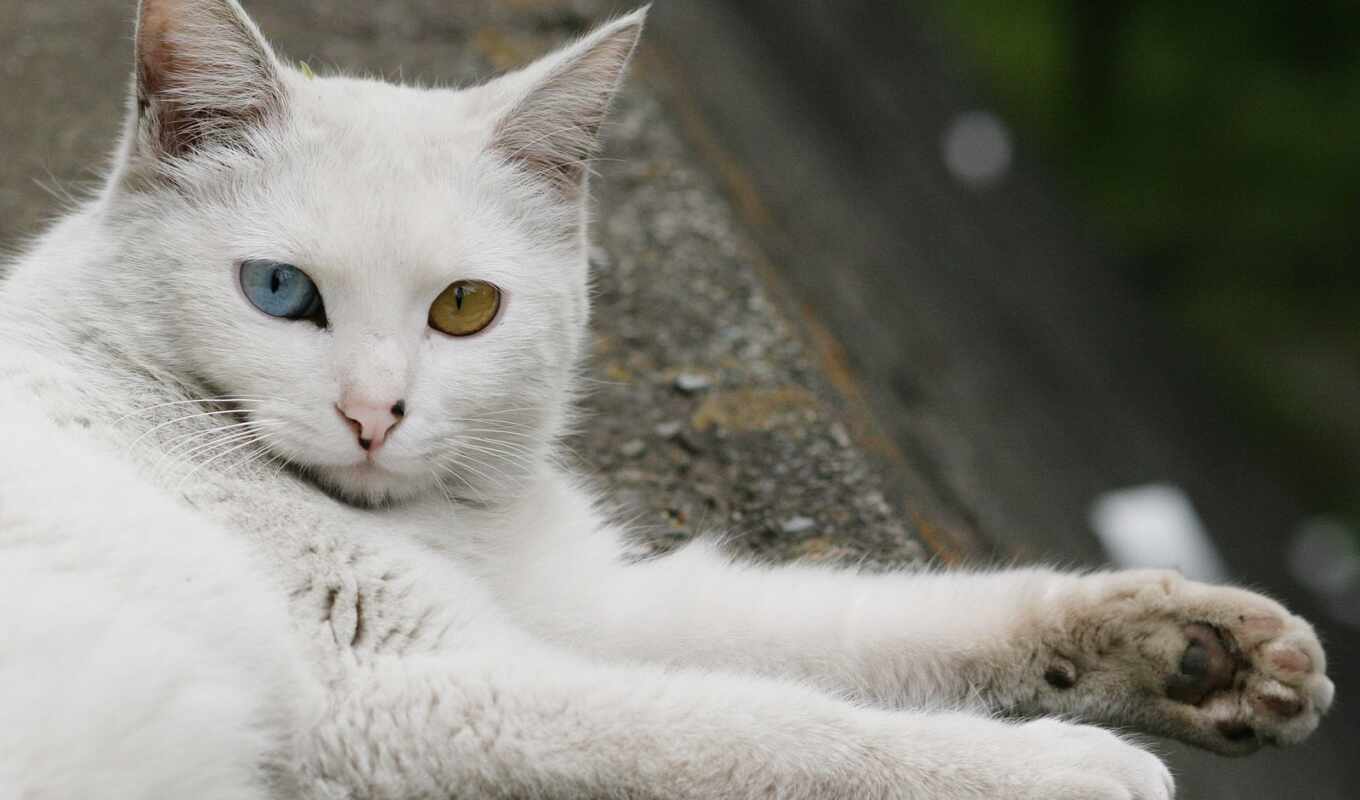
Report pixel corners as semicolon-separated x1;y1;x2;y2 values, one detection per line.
0;1;1335;798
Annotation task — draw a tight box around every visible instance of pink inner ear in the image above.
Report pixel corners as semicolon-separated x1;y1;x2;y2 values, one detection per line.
136;10;178;100
490;13;644;195
136;0;209;84
133;0;282;158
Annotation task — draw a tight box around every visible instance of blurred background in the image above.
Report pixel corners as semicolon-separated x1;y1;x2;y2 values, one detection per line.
654;1;1360;796
1;0;1355;797
934;0;1360;563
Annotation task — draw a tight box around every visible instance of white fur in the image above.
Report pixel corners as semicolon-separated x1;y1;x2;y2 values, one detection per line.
0;2;1332;798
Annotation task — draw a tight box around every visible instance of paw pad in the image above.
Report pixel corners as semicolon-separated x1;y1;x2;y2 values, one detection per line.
1044;659;1077;689
1168;611;1331;752
1165;623;1233;704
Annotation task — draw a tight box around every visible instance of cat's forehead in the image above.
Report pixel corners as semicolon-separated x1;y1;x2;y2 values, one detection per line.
287;74;494;161
229;75;530;275
243;167;528;295
260;75;520;226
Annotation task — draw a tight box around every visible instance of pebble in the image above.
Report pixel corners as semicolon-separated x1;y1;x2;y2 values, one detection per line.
673;372;712;395
861;491;893;516
654;420;684;438
620;438;647;458
615;468;651;484
589;245;612;270
675;432;705;455
780;515;817;534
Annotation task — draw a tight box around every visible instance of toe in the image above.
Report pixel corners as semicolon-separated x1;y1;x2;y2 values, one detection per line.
1263;641;1312;679
1249;679;1304;719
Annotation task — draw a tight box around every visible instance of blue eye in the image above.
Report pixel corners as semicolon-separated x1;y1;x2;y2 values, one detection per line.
239;260;324;323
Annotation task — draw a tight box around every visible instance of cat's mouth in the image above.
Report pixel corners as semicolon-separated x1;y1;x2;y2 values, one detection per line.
348;459;393;476
309;458;430;508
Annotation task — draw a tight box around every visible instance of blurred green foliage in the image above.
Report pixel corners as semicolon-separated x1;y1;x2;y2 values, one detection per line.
934;0;1360;523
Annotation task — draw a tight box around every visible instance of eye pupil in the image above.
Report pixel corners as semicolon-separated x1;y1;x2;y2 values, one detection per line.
454;285;464;309
270;270;282;293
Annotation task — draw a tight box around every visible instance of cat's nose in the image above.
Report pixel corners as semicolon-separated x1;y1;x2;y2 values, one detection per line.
336;398;406;453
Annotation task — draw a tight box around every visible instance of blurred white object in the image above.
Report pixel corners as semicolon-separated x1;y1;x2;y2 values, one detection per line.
1089;484;1228;582
941;110;1013;187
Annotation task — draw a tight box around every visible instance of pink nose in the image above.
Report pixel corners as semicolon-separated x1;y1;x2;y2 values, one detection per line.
336;398;405;452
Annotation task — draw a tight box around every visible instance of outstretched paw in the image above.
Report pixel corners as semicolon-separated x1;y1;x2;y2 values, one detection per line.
1048;571;1335;755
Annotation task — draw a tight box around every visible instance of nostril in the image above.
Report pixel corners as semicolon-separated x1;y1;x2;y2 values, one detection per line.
391;400;406;418
357;437;373;451
336;404;362;434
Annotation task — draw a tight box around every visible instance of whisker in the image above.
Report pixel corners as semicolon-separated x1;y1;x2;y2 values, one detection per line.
456;427;543;439
457;433;541;453
175;435;271;493
449;456;518;488
153;425;259;472
156;422;284;476
159;419;282;461
439;455;510;496
434;461;485;502
451;405;544;419
454;440;538;471
226;442;283;479
429;468;462;509
128;408;253;449
113;396;275;423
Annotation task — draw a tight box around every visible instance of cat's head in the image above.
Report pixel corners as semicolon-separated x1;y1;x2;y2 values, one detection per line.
107;0;644;505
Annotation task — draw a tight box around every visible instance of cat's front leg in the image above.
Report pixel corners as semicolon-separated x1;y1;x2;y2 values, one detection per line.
484;479;1332;754
300;647;1173;799
1014;569;1334;754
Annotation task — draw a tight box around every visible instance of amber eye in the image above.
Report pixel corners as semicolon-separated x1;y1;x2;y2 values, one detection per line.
428;280;501;337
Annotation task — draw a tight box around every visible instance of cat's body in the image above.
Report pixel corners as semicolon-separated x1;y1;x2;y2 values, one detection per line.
0;2;1335;799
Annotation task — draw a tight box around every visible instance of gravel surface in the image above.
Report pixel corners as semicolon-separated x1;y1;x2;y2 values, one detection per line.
583;84;926;564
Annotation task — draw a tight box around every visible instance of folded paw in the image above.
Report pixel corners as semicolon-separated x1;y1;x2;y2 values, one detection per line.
1008;719;1174;800
1042;570;1334;755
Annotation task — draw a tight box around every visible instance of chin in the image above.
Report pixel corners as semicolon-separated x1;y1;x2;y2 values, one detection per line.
311;461;433;508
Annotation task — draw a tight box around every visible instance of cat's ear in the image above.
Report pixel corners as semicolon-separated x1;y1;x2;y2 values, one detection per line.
133;0;285;159
487;8;647;198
